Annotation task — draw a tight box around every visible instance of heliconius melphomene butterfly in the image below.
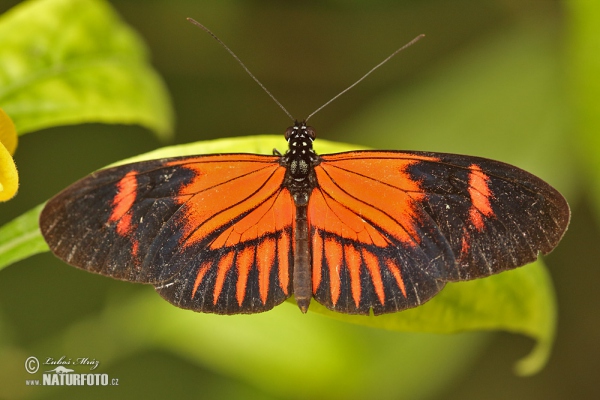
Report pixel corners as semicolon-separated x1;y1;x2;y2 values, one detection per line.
39;21;570;315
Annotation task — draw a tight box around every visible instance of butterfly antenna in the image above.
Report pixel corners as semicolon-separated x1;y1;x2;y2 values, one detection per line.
305;34;425;122
187;18;295;122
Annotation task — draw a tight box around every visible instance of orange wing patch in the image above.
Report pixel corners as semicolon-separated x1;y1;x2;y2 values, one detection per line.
109;170;138;235
324;237;343;305
257;237;277;303
235;247;255;306
308;184;416;313
162;156;295;313
277;230;291;296
467;164;494;230
309;152;449;315
192;260;213;298
362;250;385;305
213;251;235;304
386;259;407;297
146;155;295;314
108;170;141;259
344;244;362;308
167;155;284;247
314;155;430;246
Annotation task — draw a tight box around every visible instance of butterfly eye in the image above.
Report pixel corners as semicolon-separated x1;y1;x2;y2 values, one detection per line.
305;126;316;139
284;126;294;140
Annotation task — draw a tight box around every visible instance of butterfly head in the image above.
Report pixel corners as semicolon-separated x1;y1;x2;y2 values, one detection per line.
284;121;318;163
285;120;316;141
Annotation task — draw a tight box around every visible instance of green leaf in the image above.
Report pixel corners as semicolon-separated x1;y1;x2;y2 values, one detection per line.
0;203;48;270
1;135;555;375
0;0;173;138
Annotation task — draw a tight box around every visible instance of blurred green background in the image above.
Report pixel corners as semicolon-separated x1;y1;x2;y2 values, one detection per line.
1;0;599;399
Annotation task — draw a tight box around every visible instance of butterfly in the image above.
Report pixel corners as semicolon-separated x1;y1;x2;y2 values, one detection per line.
39;21;570;315
39;119;570;315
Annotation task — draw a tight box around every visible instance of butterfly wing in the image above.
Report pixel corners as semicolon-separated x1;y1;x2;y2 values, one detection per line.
40;154;295;314
309;151;570;315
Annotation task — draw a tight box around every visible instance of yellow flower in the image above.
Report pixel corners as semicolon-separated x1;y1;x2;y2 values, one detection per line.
0;108;19;202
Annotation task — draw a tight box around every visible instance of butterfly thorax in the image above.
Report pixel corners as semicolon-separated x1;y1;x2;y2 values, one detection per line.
281;121;320;206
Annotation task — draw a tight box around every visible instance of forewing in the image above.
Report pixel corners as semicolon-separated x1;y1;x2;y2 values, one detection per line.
309;151;569;315
40;154;295;314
